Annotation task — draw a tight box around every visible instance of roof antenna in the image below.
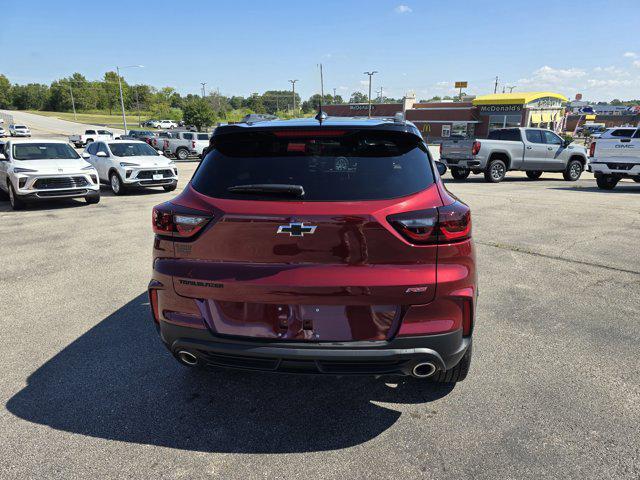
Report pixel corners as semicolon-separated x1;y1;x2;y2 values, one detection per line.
315;63;327;124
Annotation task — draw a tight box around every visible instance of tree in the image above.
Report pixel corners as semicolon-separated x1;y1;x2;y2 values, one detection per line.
244;93;266;113
183;97;216;131
262;90;299;114
11;83;49;110
229;96;245;109
349;91;368;103
101;71;125;115
0;74;11;108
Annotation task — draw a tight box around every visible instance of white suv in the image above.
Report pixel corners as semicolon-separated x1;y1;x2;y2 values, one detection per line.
0;139;100;210
82;140;178;195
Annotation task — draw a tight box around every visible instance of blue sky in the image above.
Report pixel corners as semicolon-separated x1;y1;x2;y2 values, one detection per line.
2;0;639;101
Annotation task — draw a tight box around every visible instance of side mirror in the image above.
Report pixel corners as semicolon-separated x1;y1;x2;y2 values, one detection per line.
563;139;572;147
81;152;90;159
435;160;447;176
0;153;6;161
156;149;163;154
96;151;108;158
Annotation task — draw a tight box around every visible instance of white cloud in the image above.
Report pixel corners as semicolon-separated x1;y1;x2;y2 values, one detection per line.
359;80;369;86
634;60;640;68
394;5;412;14
623;52;637;58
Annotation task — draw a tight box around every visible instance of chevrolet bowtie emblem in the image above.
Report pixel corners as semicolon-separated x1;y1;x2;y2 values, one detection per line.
277;222;317;237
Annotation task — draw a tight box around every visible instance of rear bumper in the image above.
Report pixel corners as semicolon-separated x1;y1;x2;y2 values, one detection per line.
590;162;640;177
441;158;482;169
159;321;470;376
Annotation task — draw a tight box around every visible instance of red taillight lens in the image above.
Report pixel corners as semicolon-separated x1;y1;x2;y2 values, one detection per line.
149;289;159;324
192;141;196;149
472;141;481;155
388;202;471;245
152;203;212;238
589;141;596;157
439;143;443;155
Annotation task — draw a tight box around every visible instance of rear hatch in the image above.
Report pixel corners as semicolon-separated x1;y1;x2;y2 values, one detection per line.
159;126;443;341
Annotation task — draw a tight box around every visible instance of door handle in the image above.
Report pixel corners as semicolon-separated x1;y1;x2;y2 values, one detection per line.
526;146;532;150
548;147;553;150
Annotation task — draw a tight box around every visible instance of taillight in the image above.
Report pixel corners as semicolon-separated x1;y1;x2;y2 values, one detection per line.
471;141;481;155
439;143;443;156
152;203;212;238
192;141;196;149
163;140;169;149
149;289;159;324
388;201;471;245
589;141;596;157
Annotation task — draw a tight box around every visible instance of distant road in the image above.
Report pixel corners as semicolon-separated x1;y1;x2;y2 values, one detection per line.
0;110;125;138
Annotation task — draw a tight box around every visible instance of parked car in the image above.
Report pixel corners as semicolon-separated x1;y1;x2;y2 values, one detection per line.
0;139;100;210
148;130;177;149
148;117;476;382
589;126;640;190
9;124;31;137
440;127;589;182
69;129;114;147
162;131;211;160
120;130;157;142
153;120;177;129
82;140;178;195
141;120;158;128
0;126;6;137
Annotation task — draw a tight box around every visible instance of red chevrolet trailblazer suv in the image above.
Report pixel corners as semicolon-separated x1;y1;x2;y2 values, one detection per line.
149;116;476;382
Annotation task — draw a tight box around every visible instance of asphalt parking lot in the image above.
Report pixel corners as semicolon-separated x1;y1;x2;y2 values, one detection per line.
1;161;639;479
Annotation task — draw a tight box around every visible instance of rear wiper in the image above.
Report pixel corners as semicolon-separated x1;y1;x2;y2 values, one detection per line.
227;184;305;197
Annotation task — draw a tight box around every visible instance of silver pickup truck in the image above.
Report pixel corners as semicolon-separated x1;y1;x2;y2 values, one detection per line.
440;127;589;182
589;126;640;190
162;131;211;160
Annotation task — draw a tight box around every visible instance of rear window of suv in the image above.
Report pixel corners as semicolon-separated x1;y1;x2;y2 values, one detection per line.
192;129;435;201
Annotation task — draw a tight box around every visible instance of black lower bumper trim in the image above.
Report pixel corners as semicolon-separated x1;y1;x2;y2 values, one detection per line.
161;322;470;376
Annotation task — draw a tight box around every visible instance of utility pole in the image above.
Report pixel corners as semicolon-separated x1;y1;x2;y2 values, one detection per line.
115;65;143;133
364;71;378;118
201;82;207;98
507;85;516;93
377;86;384;103
494;76;499;94
288;79;298;115
333;88;337;103
135;87;141;126
68;81;77;121
319;64;324;108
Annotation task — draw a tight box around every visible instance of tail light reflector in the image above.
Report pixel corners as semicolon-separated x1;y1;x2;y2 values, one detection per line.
472;141;481;155
152;203;212;238
388;201;471;245
149;289;159;324
589;141;596;157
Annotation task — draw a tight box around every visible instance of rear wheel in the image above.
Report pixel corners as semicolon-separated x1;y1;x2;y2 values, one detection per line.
596;175;619;190
175;147;189;160
563;159;583;181
431;344;472;383
450;167;470;180
110;171;126;195
484;159;506;183
8;183;25;210
633;177;640;183
526;170;542;180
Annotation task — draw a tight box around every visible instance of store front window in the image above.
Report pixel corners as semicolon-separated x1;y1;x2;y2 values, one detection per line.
488;115;521;131
451;122;473;138
442;125;451;137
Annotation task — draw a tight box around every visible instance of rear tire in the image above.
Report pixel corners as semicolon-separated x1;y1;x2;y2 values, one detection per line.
563;159;583;181
526;170;542;180
8;183;25;210
596;175;619;190
175;147;189;160
484;159;507;183
431;344;472;383
450;167;470;180
110;171;126;195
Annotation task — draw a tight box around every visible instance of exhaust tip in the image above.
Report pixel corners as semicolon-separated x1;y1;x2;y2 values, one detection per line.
177;350;198;367
412;361;436;378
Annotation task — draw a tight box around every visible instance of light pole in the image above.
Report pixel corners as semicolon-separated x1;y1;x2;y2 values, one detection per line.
201;82;207;98
67;81;77;121
115;64;144;132
288;79;298;115
333;88;337;103
363;71;378;118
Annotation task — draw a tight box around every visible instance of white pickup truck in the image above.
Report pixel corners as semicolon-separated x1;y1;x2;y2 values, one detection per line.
589;126;640;190
69;129;116;148
440;127;589;182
